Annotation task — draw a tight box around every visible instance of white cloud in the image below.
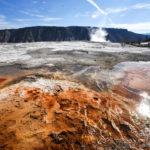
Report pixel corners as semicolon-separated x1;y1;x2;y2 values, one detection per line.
86;0;140;19
120;14;125;17
133;3;150;9
75;12;89;18
42;17;63;22
0;14;20;29
14;18;63;23
20;11;44;18
20;10;63;22
106;8;128;14
0;15;6;20
107;22;150;33
42;1;46;4
32;1;38;4
14;19;32;22
32;0;46;4
106;3;150;15
91;11;101;18
0;15;10;27
86;0;107;16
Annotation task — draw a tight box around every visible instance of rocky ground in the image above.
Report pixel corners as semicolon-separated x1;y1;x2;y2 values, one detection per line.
0;42;150;150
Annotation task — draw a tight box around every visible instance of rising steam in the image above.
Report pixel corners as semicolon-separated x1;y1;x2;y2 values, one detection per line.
138;92;150;118
90;28;108;42
86;0;109;42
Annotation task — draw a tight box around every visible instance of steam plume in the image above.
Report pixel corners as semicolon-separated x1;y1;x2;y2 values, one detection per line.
90;28;108;42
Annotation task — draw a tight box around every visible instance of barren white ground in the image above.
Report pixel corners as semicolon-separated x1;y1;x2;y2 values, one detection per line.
0;41;150;66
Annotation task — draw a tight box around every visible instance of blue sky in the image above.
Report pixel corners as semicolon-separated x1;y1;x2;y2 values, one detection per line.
0;0;150;33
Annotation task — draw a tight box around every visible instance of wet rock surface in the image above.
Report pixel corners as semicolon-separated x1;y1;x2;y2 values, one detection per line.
0;42;150;150
0;77;149;150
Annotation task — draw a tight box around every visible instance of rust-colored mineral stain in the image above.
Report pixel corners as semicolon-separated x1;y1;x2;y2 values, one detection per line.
0;78;7;85
0;83;149;150
112;85;141;102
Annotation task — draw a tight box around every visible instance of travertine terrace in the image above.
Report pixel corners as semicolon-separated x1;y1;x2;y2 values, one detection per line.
0;42;150;150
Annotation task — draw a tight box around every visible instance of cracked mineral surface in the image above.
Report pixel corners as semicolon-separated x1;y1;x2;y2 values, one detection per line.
0;42;150;150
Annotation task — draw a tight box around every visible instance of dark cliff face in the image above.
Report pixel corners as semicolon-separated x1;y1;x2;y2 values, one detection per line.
0;26;91;43
0;26;146;43
105;28;146;43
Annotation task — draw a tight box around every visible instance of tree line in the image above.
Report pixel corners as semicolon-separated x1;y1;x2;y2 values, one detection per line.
121;35;150;47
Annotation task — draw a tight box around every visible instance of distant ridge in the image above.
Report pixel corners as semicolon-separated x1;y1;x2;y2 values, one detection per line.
0;26;147;43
